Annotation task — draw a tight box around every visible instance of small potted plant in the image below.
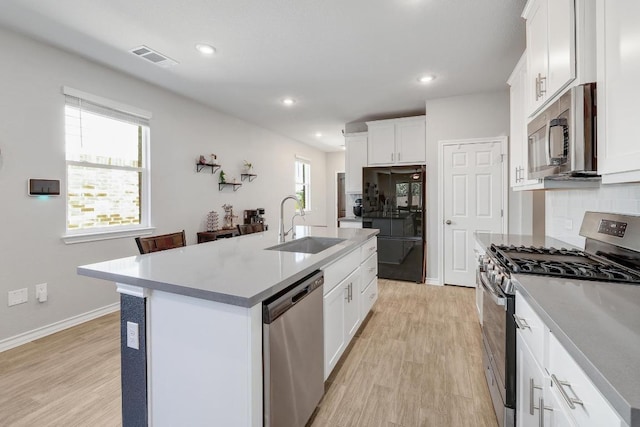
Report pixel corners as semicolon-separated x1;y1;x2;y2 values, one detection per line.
219;170;226;183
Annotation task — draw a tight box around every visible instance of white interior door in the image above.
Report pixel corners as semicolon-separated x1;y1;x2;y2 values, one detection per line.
443;140;505;287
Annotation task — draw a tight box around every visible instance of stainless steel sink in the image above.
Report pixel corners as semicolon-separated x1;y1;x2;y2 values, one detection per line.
266;237;346;254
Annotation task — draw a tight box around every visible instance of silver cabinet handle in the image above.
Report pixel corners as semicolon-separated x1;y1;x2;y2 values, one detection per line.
551;374;584;409
530;378;542;415
391;153;394;162
398;152;401;161
349;283;353;302
344;286;349;301
538;73;547;97
535;75;540;100
538;397;553;427
514;314;530;330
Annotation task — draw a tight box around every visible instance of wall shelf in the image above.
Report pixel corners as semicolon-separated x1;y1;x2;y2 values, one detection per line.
241;173;257;182
196;163;221;174
219;182;242;191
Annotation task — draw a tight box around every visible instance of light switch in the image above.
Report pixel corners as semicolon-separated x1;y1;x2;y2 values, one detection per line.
126;321;139;350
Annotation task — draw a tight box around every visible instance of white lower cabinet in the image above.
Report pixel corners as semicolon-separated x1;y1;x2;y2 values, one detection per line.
323;237;378;379
517;333;554;427
548;333;623;427
516;291;628;427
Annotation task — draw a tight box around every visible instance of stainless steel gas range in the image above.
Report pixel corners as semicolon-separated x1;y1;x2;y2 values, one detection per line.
477;211;640;427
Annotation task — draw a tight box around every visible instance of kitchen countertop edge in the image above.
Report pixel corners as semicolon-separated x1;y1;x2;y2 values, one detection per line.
78;227;379;308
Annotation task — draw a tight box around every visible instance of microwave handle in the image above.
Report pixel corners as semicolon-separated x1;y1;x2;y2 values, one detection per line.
547;118;569;164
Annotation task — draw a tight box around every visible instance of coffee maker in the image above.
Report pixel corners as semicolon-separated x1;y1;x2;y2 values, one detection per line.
244;208;265;225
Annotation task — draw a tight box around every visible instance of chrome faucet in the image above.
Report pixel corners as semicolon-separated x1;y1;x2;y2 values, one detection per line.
279;195;305;243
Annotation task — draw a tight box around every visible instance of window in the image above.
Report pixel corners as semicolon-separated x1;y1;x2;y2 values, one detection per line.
295;157;311;211
63;88;151;240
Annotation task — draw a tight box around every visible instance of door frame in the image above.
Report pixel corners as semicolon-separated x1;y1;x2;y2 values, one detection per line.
334;170;345;227
437;136;509;286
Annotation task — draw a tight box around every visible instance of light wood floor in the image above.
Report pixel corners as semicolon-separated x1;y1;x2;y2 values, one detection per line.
0;280;497;427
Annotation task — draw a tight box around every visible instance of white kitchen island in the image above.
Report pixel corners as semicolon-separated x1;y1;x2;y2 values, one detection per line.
78;226;378;427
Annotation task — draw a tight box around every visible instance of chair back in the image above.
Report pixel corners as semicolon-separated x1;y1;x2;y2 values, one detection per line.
135;230;186;254
237;223;265;235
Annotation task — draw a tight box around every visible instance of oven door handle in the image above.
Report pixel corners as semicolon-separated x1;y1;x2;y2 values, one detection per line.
479;271;506;307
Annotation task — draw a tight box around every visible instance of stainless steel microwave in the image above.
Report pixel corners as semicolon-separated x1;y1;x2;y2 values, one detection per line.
527;83;597;179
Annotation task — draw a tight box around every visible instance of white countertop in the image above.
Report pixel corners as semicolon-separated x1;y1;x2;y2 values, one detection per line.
78;226;378;307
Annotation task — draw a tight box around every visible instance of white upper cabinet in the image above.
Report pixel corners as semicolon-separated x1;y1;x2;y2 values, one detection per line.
508;52;540;189
596;0;640;184
345;132;367;194
524;0;576;115
523;0;598;117
366;116;426;166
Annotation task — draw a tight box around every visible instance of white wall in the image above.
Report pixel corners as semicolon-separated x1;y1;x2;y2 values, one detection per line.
425;91;511;282
325;151;345;227
545;184;640;247
0;28;328;343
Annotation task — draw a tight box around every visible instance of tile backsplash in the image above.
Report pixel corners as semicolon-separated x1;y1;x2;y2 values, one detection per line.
546;183;640;247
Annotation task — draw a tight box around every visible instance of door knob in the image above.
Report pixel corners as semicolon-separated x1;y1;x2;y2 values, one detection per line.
445;220;452;225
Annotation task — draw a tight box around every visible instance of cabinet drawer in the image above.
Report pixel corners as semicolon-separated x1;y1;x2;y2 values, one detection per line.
548;332;621;427
515;292;546;363
360;277;378;317
322;249;360;296
360;253;377;291
360;237;377;263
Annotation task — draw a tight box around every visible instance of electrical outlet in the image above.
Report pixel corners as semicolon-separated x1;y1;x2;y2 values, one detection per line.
35;283;47;303
126;321;139;350
8;288;28;306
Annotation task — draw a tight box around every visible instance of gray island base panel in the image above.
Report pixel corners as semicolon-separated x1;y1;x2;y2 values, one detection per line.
78;226;378;307
475;233;640;427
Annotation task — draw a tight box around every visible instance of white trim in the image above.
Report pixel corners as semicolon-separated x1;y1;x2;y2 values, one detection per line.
62;226;156;244
0;302;120;353
438;136;509;286
62;86;152;119
424;278;442;286
117;283;149;298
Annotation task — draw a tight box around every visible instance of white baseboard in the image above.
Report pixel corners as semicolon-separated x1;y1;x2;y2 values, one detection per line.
425;277;442;286
0;302;120;353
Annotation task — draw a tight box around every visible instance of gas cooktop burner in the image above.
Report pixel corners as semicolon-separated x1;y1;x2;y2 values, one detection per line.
489;244;640;284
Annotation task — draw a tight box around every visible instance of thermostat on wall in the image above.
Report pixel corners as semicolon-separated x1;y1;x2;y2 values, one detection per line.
28;179;60;196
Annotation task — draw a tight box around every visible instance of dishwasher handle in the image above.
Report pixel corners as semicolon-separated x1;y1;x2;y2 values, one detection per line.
263;270;324;324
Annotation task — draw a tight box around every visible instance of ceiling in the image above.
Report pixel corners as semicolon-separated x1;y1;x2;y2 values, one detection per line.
0;0;525;151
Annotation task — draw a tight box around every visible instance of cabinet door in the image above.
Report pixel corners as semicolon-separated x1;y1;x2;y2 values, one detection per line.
526;0;549;114
345;134;368;193
547;0;575;97
395;119;425;164
343;269;361;342
509;53;536;188
323;281;346;379
598;0;640;183
517;333;549;427
367;124;395;165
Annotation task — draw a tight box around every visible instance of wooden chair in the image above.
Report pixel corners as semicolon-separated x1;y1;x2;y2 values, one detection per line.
135;230;186;254
237;223;265;235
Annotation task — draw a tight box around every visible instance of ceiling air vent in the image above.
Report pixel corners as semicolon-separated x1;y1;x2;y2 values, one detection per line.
129;45;178;68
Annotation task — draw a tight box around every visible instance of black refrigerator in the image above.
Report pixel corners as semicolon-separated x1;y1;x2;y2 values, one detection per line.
362;165;426;283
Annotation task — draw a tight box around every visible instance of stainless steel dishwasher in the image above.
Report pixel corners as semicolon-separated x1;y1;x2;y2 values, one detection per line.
263;270;324;427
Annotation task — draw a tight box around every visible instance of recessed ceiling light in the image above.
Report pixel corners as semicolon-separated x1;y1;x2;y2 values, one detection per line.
282;98;296;106
195;44;216;55
315;132;323;138
418;74;435;83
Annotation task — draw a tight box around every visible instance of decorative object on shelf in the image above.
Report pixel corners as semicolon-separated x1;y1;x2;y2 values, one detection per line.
243;160;253;173
210;153;217;164
198;155;207;165
206;211;219;232
219;170;226;183
222;204;238;229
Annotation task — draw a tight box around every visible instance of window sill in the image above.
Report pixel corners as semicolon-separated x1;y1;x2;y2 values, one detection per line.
62;227;156;244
